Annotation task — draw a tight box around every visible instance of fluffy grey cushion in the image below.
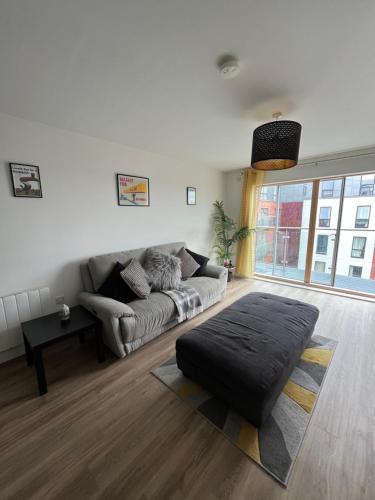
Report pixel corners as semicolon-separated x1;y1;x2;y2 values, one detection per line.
176;247;200;279
143;248;182;291
120;258;151;298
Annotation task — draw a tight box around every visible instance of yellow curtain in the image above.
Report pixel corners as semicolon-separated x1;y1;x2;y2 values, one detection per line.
236;169;264;277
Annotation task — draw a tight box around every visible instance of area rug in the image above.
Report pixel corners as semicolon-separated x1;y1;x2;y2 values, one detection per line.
151;334;337;486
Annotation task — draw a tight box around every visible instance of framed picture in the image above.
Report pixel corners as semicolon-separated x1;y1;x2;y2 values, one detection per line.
117;174;150;206
10;163;42;198
187;186;196;205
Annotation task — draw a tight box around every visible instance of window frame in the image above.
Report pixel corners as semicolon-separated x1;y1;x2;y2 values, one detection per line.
319;206;332;227
321;179;335;198
359;176;374;196
316;234;329;255
349;265;362;278
314;260;326;273
355;205;371;229
351;236;366;259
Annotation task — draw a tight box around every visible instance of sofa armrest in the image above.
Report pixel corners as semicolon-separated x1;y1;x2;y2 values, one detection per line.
79;292;136;359
79;292;135;319
203;265;228;280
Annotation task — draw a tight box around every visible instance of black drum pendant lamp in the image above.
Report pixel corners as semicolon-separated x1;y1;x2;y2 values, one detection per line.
251;112;302;171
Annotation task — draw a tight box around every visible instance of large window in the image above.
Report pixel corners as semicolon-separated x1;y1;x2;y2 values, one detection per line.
255;173;375;295
351;237;366;258
316;235;328;254
319;207;331;227
355;206;370;228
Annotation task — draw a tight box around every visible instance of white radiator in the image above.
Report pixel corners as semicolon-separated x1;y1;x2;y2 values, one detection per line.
0;287;53;353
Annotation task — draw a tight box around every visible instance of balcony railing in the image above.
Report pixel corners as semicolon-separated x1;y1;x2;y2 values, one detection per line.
257;216;277;227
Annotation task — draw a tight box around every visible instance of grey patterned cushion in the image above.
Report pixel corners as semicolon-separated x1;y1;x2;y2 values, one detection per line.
143;248;182;291
120;258;151;298
176;247;200;279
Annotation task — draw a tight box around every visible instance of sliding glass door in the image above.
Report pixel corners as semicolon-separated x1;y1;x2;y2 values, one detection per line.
255;174;375;296
335;174;375;294
255;182;312;280
311;178;343;286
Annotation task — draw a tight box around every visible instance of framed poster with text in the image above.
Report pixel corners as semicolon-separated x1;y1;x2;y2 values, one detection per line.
10;163;42;198
117;174;150;206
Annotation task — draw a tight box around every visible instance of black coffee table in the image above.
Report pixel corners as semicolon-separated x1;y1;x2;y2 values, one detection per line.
22;305;105;396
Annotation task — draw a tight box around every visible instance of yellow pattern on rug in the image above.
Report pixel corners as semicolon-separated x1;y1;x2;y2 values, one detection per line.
283;380;316;413
176;381;201;398
237;421;261;464
301;348;333;367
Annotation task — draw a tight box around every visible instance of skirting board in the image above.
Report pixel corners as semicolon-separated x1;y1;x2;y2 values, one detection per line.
0;344;25;364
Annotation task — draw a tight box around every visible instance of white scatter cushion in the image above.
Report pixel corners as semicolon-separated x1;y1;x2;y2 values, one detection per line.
143;248;182;291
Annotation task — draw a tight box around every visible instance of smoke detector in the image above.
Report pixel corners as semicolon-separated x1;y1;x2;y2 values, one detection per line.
218;55;240;79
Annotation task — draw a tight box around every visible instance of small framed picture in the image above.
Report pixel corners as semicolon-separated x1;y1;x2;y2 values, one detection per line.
10;163;42;198
187;187;196;205
117;174;150;206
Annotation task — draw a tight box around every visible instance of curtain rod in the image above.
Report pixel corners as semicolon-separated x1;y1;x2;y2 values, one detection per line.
297;151;375;166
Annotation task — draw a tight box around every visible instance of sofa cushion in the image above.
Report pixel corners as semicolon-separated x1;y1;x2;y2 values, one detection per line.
119;276;225;343
98;262;137;304
177;247;200;279
183;276;224;309
88;249;146;291
120;258;151;298
143;248;182;291
120;292;177;342
87;242;186;291
186;249;209;277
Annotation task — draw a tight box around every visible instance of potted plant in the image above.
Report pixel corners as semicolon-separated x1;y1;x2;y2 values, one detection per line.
212;200;252;267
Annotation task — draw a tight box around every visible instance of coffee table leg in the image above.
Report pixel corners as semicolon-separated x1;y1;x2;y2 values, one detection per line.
95;325;105;363
23;333;34;366
34;348;47;395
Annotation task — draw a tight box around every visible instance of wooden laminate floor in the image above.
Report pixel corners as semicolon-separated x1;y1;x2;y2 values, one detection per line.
0;279;374;500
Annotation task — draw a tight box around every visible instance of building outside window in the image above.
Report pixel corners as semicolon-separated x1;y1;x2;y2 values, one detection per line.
321;180;334;198
355;206;371;228
319;207;331;227
259;186;277;202
349;265;363;278
359;175;375;197
351;236;366;258
316;234;328;254
345;174;375;197
255;173;375;296
314;261;326;273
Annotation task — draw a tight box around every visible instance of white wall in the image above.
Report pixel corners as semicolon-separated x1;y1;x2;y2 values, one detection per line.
0;113;224;309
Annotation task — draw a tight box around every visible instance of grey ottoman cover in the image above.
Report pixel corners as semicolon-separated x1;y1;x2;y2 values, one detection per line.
176;292;319;427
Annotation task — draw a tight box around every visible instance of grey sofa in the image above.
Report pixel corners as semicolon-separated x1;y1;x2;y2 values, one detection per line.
79;242;228;358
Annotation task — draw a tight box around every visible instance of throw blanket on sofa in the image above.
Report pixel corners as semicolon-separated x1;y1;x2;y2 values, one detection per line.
163;286;203;323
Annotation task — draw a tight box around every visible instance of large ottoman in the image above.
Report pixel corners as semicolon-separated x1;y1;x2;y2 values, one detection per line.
176;292;319;427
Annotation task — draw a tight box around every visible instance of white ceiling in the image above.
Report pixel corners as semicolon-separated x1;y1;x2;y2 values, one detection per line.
0;0;374;170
